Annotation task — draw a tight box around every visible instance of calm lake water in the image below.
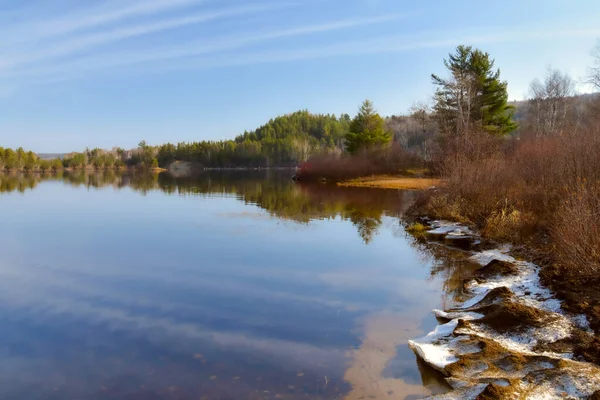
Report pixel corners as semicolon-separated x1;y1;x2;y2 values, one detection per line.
0;171;471;400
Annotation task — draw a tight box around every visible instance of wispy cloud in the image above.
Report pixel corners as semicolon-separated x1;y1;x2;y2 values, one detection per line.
154;27;600;71
1;0;598;94
52;26;599;77
1;3;288;71
3;0;206;43
9;13;407;80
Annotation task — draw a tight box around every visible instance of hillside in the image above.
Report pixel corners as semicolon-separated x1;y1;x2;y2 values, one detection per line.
156;110;351;168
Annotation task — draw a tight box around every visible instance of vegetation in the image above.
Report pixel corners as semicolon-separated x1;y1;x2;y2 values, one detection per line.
432;45;516;139
344;100;392;154
156;111;349;168
407;43;600;344
0;147;63;172
337;176;440;190
295;100;420;182
295;144;423;182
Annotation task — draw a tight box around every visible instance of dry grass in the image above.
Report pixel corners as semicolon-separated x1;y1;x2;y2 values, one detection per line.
337;175;442;190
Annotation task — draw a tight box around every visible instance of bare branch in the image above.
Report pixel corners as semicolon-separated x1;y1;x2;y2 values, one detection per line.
586;39;600;91
527;67;576;136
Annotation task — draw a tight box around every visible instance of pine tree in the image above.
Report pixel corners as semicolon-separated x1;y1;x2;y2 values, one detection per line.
345;100;392;154
432;45;516;139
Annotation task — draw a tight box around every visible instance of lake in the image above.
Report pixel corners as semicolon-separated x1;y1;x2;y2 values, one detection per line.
0;171;470;400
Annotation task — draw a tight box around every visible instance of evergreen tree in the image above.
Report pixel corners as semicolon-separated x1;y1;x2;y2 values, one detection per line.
432;45;516;138
345;100;392;154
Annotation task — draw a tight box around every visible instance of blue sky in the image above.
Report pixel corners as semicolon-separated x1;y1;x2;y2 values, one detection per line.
1;0;599;152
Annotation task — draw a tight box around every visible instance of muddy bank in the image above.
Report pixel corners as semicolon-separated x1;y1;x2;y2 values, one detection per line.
408;220;600;399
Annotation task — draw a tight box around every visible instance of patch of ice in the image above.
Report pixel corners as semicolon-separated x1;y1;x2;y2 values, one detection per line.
469;248;514;266
572;314;591;330
455;318;572;357
460;291;490;309
425;384;487;400
433;309;483;321
427;221;474;237
410;342;459;373
526;368;600;400
464;258;564;314
408;320;460;372
428;226;462;235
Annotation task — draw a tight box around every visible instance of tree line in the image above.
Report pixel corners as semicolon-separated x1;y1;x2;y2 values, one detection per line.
3;40;600;172
0;147;63;172
155;111;350;168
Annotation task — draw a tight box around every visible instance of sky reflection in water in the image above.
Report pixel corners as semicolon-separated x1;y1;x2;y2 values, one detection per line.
0;171;459;399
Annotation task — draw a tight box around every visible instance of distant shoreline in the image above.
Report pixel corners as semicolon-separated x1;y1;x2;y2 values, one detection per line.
0;166;296;174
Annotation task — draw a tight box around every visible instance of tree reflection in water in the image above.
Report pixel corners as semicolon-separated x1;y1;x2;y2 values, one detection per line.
0;170;417;244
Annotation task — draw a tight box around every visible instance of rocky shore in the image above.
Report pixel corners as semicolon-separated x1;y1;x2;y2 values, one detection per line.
409;221;600;399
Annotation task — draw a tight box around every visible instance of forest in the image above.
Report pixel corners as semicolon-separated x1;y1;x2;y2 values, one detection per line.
0;112;351;171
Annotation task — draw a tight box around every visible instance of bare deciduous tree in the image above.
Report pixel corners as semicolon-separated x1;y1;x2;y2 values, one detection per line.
385;102;436;160
527;68;576;136
587;39;600;91
409;101;432;135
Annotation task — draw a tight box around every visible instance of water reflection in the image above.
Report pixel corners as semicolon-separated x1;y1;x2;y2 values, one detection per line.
0;171;413;244
0;171;454;399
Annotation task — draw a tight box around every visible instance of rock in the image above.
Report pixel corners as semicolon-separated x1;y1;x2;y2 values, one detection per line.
476;260;520;278
444;233;477;250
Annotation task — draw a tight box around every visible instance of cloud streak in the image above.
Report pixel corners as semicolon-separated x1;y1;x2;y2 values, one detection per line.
29;26;598;83
1;3;293;71
5;0;207;41
8;13;407;79
152;27;600;71
1;0;598;94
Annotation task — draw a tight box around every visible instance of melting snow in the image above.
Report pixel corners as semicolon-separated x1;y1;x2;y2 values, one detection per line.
408;221;600;399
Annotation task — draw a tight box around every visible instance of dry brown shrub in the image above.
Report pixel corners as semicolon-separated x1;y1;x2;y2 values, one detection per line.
421;123;600;249
295;144;423;182
552;181;600;276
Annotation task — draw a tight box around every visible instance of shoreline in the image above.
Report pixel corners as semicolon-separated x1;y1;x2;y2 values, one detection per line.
1;166;169;174
406;220;600;399
345;178;600;397
337;175;442;190
324;178;600;395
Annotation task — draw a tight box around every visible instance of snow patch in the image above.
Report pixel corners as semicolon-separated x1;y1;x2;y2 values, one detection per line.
427;221;473;236
409;221;600;399
408;320;461;372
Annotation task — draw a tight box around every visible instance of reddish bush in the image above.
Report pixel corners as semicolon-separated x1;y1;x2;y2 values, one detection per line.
420;125;600;275
295;144;423;182
553;181;600;275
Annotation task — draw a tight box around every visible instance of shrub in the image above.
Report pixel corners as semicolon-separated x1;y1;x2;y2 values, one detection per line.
296;144;423;182
552;181;600;276
419;125;600;257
